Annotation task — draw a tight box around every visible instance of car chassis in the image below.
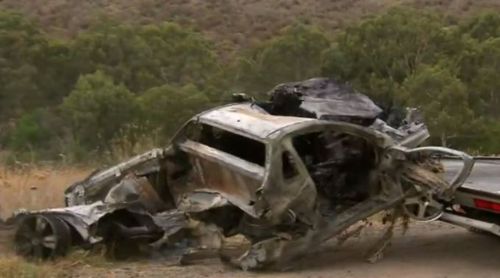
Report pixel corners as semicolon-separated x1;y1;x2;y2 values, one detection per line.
9;78;474;270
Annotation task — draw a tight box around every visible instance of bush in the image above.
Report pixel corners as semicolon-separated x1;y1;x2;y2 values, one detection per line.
61;71;139;152
235;23;331;96
138;84;210;142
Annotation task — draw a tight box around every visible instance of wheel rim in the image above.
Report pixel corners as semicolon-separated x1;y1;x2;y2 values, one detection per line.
403;193;443;222
15;215;71;259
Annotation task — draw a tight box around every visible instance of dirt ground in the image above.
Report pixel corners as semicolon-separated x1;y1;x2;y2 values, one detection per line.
1;221;499;278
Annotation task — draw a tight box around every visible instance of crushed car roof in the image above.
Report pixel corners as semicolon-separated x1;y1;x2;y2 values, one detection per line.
197;103;316;140
268;78;383;121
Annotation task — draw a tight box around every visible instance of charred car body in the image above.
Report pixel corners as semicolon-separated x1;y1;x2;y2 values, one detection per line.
10;78;474;270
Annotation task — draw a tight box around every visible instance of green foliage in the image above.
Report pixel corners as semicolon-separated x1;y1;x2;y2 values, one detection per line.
0;11;46;121
458;37;500;117
8;109;49;150
0;15;224;161
401;66;474;146
61;71;139;151
321;8;453;105
72;22;219;93
138;84;210;141
464;120;500;154
236;23;331;96
460;12;500;41
0;11;78;126
4;7;500;161
319;8;498;148
4;107;65;161
33;40;80;107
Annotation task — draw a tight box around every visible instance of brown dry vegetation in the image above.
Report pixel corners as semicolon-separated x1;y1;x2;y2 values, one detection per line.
0;246;117;278
0;164;111;277
0;166;90;220
0;256;64;278
0;0;499;51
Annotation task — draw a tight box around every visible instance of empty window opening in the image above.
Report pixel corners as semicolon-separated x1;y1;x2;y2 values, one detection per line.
185;122;266;166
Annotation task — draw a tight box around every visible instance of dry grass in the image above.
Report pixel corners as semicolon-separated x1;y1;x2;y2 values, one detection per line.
0;256;65;278
0;164;121;277
0;249;115;278
0;165;90;220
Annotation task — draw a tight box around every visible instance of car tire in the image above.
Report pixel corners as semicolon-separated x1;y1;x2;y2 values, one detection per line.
14;214;72;260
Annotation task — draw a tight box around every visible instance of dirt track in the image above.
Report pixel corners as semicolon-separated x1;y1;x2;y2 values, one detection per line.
2;221;498;277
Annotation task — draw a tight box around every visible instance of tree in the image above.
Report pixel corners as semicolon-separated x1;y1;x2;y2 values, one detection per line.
401;66;474;146
321;8;457;107
61;71;139;151
235;23;331;96
139;23;219;89
5;107;67;159
7;109;50;151
458;38;500;118
0;12;81;152
72;22;219;93
32;39;81;107
138;84;210;142
0;11;46;121
460;12;500;42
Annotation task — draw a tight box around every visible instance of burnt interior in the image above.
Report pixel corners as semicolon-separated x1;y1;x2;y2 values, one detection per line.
184;122;266;166
162;122;267;238
292;130;378;211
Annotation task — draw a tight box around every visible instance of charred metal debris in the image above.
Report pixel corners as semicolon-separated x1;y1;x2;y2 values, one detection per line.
7;78;474;270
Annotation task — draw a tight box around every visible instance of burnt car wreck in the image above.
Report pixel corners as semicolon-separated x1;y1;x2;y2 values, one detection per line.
9;78;474;270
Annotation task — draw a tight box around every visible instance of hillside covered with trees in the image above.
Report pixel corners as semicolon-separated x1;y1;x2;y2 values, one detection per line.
1;1;500;164
1;0;500;52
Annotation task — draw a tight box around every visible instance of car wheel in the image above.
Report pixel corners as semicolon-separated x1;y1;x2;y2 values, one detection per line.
14;214;72;260
402;193;443;222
